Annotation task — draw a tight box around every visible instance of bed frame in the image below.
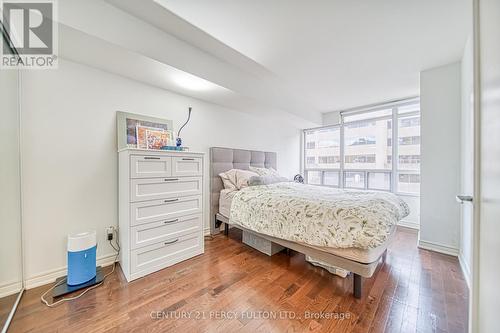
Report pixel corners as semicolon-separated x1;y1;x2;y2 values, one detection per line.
209;147;385;299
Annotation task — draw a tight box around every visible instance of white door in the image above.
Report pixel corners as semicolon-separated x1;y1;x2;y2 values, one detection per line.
472;0;500;331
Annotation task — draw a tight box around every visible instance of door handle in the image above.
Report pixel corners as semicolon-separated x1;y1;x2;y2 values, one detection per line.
164;178;179;182
456;195;473;203
163;219;178;224
182;158;195;161
164;198;179;203
144;156;160;160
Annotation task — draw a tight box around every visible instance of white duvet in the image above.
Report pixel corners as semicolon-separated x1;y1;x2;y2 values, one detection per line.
229;182;409;249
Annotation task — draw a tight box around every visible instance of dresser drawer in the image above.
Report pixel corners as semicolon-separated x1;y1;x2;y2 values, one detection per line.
130;232;203;275
130;177;202;202
130;195;202;226
130;155;172;178
172;156;202;177
130;214;202;250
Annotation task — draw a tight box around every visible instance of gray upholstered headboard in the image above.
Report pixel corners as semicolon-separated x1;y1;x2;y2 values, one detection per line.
209;147;277;234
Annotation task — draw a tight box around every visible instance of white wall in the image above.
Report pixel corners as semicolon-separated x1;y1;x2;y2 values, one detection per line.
398;196;420;229
459;36;474;285
20;59;301;287
0;70;23;297
419;62;462;254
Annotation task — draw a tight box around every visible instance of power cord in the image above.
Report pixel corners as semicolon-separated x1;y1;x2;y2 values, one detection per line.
41;229;120;307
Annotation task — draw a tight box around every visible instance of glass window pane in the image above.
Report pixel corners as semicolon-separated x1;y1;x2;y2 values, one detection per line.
344;172;365;189
368;172;391;191
397;173;420;194
343;118;392;170
305;127;340;169
324;171;339;186
306;171;322;185
343;108;392;122
398;115;420;171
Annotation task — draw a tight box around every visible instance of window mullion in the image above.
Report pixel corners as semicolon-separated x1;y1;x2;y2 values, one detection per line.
392;107;398;193
339;117;345;188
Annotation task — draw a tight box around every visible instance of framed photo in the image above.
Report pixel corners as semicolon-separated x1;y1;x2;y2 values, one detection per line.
146;129;170;150
116;111;173;150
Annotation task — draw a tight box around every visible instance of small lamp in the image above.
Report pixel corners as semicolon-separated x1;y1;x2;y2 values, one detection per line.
294;174;304;183
176;107;192;147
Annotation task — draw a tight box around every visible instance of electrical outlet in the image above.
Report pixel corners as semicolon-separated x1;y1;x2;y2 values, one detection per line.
106;226;114;241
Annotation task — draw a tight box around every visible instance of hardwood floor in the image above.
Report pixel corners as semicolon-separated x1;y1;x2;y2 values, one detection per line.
10;227;468;333
0;293;19;329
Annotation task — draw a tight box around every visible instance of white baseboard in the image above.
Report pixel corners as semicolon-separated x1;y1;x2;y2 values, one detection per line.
24;253;118;290
204;227;211;236
418;239;459;256
397;220;420;230
459;253;471;289
0;280;23;298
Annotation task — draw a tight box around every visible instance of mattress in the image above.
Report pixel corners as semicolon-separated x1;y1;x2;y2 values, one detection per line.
304;225;395;263
218;188;395;264
219;189;237;219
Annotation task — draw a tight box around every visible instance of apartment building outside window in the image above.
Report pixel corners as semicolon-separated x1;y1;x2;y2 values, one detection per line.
303;97;420;195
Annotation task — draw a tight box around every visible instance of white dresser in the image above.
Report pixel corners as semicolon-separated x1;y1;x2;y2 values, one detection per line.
118;148;204;282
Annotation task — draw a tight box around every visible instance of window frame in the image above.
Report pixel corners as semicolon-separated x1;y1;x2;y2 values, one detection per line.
303;97;420;196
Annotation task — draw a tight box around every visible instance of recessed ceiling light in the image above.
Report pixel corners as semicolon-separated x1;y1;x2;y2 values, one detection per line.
171;71;216;91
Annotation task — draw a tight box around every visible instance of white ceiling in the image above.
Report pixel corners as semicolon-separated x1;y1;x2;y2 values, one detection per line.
156;0;470;112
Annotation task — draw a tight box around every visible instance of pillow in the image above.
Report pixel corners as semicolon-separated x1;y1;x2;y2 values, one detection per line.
219;169;259;190
248;166;281;177
219;172;237;190
248;175;289;186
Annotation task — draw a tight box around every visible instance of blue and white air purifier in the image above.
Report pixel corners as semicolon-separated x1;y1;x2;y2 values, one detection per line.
67;231;97;286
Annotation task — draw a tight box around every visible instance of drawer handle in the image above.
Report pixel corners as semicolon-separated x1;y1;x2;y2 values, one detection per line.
164;178;179;182
164;198;179;203
163;219;178;224
164;239;179;245
144;156;160;160
182;158;195;161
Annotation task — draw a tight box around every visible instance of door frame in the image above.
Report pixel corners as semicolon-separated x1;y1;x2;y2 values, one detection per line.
470;0;481;332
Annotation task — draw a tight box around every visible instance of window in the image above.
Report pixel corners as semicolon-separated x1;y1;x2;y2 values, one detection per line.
397;173;420;193
368;172;391;191
344;172;365;189
344;154;376;164
319;156;341;164
400;117;420;128
303;98;420;194
396;112;420;194
304;127;340;172
307;171;322;185
343;117;392;170
324;171;340;186
348;136;376;146
399;155;420;165
399;136;420;145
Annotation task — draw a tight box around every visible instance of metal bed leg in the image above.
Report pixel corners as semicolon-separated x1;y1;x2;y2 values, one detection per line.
353;273;362;299
224;223;229;236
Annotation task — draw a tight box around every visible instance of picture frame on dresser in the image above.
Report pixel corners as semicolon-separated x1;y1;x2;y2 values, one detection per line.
118;148;205;282
116;111;173;150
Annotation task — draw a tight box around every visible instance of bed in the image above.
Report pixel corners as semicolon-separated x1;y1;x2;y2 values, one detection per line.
209;147;408;298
